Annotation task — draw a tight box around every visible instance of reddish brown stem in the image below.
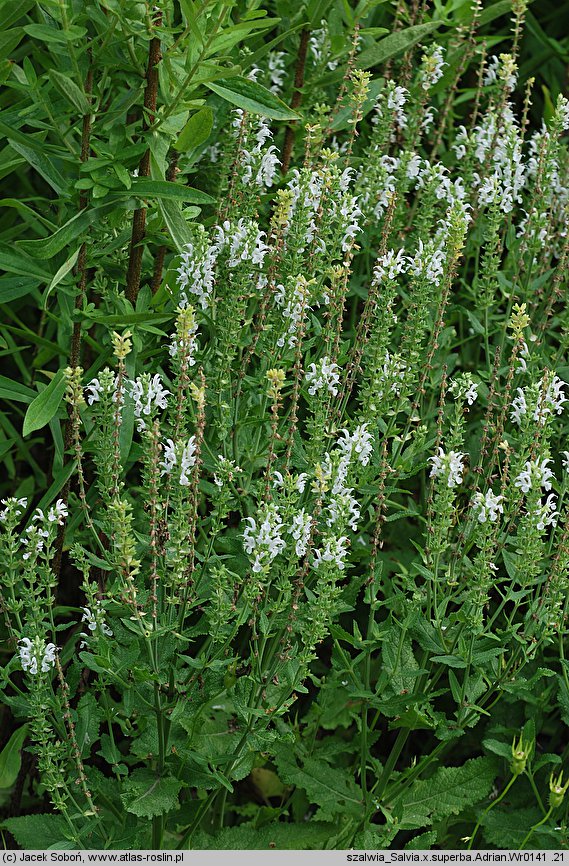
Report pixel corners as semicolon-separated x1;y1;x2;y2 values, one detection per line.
281;28;310;176
151;151;179;294
126;19;162;304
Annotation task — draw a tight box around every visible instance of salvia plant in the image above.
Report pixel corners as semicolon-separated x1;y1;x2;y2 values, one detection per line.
1;0;569;852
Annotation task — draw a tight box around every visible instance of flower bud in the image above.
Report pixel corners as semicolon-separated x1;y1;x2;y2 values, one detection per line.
549;771;569;809
510;733;532;776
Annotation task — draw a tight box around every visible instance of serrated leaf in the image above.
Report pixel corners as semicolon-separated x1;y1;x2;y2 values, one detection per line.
396;757;497;829
174;106;214;152
358;22;441;70
207;77;300;121
75;693;103;758
121;769;182;818
193;821;336;850
482;738;512;759
22;371;66;437
272;746;363;821
1;814;71;849
0;724;28;788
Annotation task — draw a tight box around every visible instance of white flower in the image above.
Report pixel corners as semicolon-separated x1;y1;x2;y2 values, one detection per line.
0;497;27;523
85;378;103;404
510;387;527;425
160;437;196;486
562;452;569;473
47;499;68;525
473;489;504;523
213;456;241;488
180;437;197;486
81;601;113;640
534;493;558;531
268;51;286;92
289;509;312;557
242;503;285;573
557;95;569;132
544;376;567;417
409;239;445;286
305;357;340;396
420;45;446;90
130;374;170;432
428;447;465;488
515;458;554;494
406;153;422;179
374;249;407;283
160;439;177;475
18;637;57;675
484;54;517;91
326;490;360;532
177;226;219;310
337;424;374;467
387;84;408;128
449;375;478;406
517;341;530;373
313;536;349;571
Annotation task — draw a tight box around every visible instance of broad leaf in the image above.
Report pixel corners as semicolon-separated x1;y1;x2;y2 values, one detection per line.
207;77;300;121
121;769;183;818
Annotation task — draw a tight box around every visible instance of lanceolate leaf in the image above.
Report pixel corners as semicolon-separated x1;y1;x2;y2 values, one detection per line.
17;203;115;259
114;178;214;204
0;725;28;789
206;77;301;120
357;22;442;70
22;371;67;437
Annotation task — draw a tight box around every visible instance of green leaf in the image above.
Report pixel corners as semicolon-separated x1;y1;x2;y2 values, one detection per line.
8;139;67;195
1;814;71;849
207;77;300;121
0;28;23;62
0;245;52;280
0;725;28;788
121;769;183;818
49;70;90;115
22;370;66;437
357;22;441;70
23;23;87;43
116;178;214;204
395;757;497;829
2;0;35;29
193;821;337;850
0;374;37;404
158;199;198;250
478;0;512;27
174;106;214;152
17;203;115;259
482;738;513;760
0;275;40;303
272;746;363;821
75;693;103;758
44;247;80;304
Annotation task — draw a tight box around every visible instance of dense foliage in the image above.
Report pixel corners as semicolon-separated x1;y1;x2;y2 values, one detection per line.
1;0;569;852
